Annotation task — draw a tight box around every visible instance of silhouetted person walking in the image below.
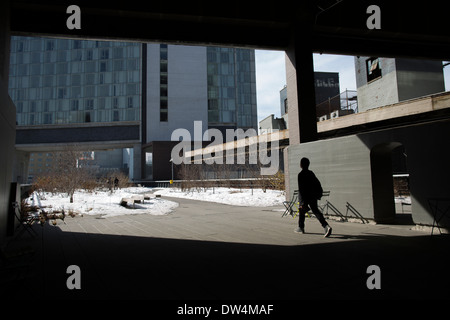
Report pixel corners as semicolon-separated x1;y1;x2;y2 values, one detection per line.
296;157;332;237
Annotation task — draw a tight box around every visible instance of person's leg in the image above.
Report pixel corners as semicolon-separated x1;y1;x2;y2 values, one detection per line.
309;200;328;228
309;200;332;237
298;206;306;230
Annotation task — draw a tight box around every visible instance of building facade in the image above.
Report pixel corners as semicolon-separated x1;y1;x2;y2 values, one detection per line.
9;37;142;126
9;37;258;181
143;44;257;180
144;44;257;143
207;47;257;131
278;71;341;128
145;43;208;142
355;57;445;112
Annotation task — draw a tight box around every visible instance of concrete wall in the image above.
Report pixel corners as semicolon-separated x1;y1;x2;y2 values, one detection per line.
146;44;208;142
285;51;300;145
355;57;399;112
356;71;399;112
355;57;397;88
0;0;15;243
286;119;450;226
287;135;374;220
396;59;445;101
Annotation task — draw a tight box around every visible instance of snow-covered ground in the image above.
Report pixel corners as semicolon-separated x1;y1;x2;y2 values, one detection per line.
27;187;285;217
28;187;176;217
154;187;285;207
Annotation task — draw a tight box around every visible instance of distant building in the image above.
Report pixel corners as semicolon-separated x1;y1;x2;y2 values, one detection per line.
9;37;142;126
259;114;286;134
278;71;341;127
354;57;445;112
143;44;257;180
314;72;341;118
9;36;258;182
314;72;340;104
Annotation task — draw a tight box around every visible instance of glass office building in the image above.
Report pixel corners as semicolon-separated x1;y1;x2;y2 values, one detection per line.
206;47;257;130
10;37;258;181
9;37;141;126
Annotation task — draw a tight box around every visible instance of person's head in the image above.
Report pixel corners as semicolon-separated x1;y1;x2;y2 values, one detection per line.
300;157;310;170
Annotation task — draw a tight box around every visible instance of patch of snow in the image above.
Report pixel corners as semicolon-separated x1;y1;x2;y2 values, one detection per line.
28;187;178;217
26;187;285;218
154;187;285;207
394;196;411;204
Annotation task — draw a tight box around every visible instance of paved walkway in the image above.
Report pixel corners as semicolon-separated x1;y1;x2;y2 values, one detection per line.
2;196;450;300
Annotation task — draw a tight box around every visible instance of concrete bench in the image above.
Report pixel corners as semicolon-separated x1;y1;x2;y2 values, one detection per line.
120;195;145;208
143;193;161;200
120;194;161;208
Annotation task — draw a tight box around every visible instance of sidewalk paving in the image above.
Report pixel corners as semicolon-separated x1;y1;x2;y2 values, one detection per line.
2;196;450;300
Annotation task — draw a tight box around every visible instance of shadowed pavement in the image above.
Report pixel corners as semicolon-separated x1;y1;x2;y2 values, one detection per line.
2;196;450;300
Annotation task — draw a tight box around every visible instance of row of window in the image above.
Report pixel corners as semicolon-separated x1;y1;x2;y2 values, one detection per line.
160;44;168;122
16;96;139;112
11;38;141;59
206;48;254;63
207;74;254;87
10;72;140;92
17;108;139;126
10;60;140;77
15;95;139;126
13;38;131;52
207;62;254;76
12;84;139;101
11;49;138;64
208;111;255;127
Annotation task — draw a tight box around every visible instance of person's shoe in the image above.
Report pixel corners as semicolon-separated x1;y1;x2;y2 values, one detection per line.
324;225;332;238
295;227;305;234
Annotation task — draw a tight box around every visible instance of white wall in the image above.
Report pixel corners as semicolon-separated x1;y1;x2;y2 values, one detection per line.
146;44;208;142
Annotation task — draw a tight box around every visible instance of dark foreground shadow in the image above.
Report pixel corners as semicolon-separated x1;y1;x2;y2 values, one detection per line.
2;224;450;300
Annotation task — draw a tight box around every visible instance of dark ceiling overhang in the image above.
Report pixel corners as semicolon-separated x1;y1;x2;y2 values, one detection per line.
8;0;450;60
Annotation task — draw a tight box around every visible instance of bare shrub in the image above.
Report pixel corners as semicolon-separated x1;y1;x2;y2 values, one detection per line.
266;170;286;192
106;171;132;190
32;145;98;203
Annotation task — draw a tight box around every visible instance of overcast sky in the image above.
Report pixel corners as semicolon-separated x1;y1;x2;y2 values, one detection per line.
255;50;450;124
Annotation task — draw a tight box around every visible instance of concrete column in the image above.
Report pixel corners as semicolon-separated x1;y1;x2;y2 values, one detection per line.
0;0;16;243
132;144;142;181
285;27;317;145
284;25;318;201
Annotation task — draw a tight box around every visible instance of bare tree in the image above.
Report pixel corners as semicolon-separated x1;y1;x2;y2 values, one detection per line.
34;145;96;203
